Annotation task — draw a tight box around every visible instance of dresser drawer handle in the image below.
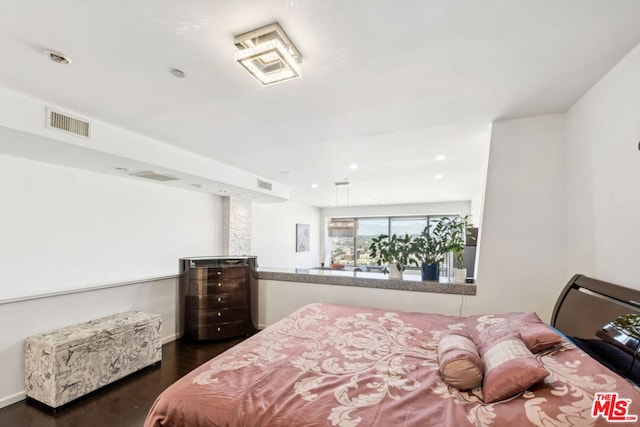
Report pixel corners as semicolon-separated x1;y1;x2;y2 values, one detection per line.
217;312;221;317
218;283;222;287
217;297;222;302
217;271;221;275
217;327;221;332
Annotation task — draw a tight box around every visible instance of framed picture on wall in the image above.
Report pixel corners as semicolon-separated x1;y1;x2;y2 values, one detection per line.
296;223;310;252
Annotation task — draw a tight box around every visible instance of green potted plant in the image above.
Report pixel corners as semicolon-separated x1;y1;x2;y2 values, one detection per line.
445;215;474;283
411;218;451;281
368;233;414;279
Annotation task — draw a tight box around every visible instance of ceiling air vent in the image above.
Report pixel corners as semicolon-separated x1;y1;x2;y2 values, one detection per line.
46;109;90;138
129;171;179;182
257;179;272;191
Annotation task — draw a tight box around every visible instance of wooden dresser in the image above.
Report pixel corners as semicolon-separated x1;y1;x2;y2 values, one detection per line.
179;256;257;341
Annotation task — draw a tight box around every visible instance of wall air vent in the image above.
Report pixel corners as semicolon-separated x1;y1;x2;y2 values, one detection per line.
46;108;90;138
257;179;272;191
129;171;179;182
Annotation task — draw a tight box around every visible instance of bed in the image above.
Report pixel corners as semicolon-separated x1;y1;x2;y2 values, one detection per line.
145;274;640;426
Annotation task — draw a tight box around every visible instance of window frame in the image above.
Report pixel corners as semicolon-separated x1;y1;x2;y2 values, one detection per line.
328;215;459;269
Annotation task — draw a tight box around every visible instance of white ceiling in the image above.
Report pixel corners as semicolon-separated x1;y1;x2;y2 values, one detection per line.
1;0;640;207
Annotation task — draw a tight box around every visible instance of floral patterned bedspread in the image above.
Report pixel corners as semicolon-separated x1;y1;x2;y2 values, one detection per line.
145;303;640;427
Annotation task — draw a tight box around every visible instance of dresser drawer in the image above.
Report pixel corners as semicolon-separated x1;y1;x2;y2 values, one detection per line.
187;292;248;310
189;279;246;295
185;319;252;341
190;267;247;281
187;307;248;325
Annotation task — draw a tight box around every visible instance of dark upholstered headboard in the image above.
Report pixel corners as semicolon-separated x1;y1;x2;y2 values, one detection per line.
552;274;640;384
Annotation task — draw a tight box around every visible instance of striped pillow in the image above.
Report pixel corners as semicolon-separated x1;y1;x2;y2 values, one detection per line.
438;331;483;390
479;334;548;403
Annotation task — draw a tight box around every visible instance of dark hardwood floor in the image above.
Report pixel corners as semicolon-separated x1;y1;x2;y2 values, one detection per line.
0;336;245;427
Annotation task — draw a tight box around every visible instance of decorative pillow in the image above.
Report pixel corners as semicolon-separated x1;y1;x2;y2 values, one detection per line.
480;334;548;403
438;331;483;390
476;312;563;353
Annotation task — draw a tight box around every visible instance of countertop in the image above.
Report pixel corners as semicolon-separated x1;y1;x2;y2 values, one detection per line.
257;267;476;295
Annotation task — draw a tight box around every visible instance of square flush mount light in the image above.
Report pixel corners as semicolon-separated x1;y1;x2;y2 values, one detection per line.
234;22;302;86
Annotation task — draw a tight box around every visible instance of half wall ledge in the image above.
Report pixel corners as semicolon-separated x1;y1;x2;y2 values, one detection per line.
257;268;476;296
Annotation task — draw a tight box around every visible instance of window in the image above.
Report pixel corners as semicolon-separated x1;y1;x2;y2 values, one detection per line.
329;234;354;266
356;218;388;266
390;217;428;238
328;215;457;269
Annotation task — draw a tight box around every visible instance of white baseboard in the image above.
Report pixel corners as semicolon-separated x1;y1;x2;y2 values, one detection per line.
0;391;26;410
162;333;179;345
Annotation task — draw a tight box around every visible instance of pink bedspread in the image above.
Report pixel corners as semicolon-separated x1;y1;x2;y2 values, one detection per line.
145;303;640;426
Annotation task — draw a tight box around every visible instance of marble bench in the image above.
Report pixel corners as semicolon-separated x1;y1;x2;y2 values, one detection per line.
25;311;162;409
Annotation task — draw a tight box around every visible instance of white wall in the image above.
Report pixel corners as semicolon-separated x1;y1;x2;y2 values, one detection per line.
0;154;223;299
252;200;322;268
258;279;465;328
0;153;223;409
565;42;640;288
472;114;567;321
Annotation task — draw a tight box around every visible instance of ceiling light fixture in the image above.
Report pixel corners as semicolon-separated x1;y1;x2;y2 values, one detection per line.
234;22;302;86
435;154;447;161
328;219;356;237
348;163;359;170
328;181;355;237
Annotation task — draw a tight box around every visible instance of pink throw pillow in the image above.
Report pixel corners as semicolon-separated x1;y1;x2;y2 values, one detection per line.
476;312;563;353
480;334;548;403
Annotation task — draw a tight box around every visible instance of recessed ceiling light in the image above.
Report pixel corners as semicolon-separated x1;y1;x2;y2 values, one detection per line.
435;154;447;161
115;167;129;172
434;174;444;180
219;189;227;193
348;163;359;170
190;183;202;188
171;69;186;78
311;183;319;188
280;171;290;175
45;50;71;65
